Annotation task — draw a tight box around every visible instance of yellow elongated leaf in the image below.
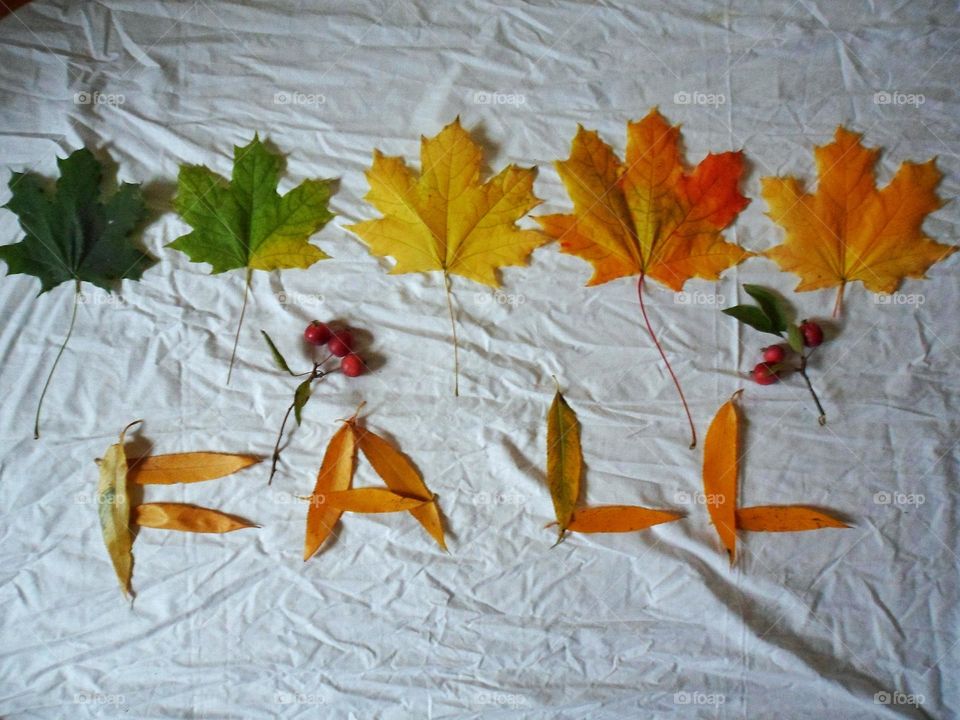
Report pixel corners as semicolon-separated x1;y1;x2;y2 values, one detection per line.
135;502;256;533
546;383;582;537
305;422;356;561
566;506;683;533
96;421;138;597
355;424;446;550
736;505;849;532
316;488;428;513
703;390;741;563
127;452;261;484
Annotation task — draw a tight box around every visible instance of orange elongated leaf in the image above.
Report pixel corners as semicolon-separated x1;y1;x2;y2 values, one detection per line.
316;488;428;513
736;505;849;532
703;390;741;563
305;421;356;561
346;118;548;394
762;127;955;315
354;424;446;550
96;421;139;597
546;382;582;539
127;452;260;484
135;502;256;533
538;108;750;290
566;506;682;533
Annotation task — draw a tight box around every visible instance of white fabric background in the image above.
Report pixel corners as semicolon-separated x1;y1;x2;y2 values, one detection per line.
0;1;957;718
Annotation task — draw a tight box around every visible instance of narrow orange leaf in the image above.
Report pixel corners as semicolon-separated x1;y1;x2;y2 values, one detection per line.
304;422;356;561
127;452;261;484
315;488;428;514
566;505;682;533
736;505;849;532
703;390;741;563
135;502;256;533
354;424;446;550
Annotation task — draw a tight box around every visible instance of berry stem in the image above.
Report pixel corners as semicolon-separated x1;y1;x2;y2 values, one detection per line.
227;268;253;385
442;272;460;397
34;279;81;439
797;354;827;426
637;272;696;449
269;361;325;485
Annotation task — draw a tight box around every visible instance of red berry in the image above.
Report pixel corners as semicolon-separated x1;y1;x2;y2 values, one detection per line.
799;320;824;347
752;362;779;385
762;344;787;364
327;330;354;358
340;353;364;377
304;321;331;346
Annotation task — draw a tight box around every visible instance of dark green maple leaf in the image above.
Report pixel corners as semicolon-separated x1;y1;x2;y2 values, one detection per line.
170;135;335;382
0;147;154;438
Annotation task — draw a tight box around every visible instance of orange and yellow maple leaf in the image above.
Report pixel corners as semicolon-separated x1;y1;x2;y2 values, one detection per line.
762;126;955;315
538;108;750;290
538;109;751;447
347;118;547;394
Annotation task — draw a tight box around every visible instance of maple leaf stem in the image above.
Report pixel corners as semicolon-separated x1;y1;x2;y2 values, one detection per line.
34;280;81;440
443;272;460;397
227;268;253;385
798;355;827;426
833;283;845;318
637;273;696;449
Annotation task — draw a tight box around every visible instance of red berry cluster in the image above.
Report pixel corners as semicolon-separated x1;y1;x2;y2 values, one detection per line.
752;320;824;385
305;320;364;377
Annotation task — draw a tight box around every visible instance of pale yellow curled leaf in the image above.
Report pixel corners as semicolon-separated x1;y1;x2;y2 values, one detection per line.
354;423;446;550
546;383;582;537
703;391;741;564
566;506;683;533
135;502;256;533
346;118;547;287
96;421;138;597
305;422;356;561
127;452;261;485
736;505;849;532
316;488;428;514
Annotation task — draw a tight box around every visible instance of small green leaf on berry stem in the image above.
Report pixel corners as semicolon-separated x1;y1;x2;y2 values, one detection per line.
722;305;775;334
742;284;788;333
261;330;294;375
787;324;804;353
293;379;312;425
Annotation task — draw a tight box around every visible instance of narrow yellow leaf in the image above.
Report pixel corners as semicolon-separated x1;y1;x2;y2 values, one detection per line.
96;421;138;597
736;505;849;532
546;382;582;537
127;452;261;484
566;506;683;533
355;424;446;550
316;488;428;513
135;502;256;533
703;390;741;563
305;422;356;561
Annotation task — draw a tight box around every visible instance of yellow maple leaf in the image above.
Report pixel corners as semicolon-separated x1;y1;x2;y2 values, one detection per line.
762;126;955;314
346;119;547;394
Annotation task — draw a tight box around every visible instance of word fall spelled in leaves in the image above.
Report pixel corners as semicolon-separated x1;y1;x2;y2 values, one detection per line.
96;421;260;597
171;135;335;382
762;126;955;316
347;118;548;396
539;109;751;448
701;391;848;565
546;380;682;542
304;405;446;561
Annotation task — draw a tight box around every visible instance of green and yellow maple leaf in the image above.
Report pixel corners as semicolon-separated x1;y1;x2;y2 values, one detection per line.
170;135;335;381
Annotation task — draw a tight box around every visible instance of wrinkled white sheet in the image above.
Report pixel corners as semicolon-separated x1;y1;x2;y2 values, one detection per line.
0;1;958;718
